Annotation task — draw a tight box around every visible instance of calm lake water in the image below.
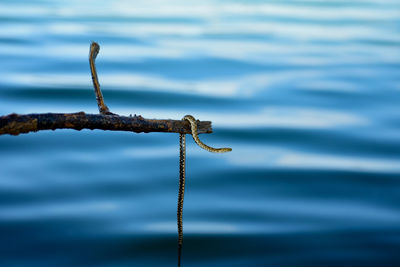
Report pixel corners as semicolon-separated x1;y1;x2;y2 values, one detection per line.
1;0;400;266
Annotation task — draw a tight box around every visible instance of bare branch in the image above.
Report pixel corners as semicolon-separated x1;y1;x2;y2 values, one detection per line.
1;42;214;137
0;112;212;136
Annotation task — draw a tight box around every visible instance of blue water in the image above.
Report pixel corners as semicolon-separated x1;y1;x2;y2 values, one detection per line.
1;0;400;266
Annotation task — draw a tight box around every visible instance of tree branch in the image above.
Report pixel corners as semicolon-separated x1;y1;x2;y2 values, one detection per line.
0;42;214;137
0;112;212;136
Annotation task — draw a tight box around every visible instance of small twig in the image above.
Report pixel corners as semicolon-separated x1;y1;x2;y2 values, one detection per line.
89;41;113;115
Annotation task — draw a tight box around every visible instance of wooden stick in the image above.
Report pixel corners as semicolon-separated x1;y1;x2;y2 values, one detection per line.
0;42;213;136
0;112;212;136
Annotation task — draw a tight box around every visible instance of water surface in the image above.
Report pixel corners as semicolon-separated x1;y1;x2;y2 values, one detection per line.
0;0;400;266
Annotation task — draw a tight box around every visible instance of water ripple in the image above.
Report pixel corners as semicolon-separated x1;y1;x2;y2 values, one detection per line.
1;0;400;266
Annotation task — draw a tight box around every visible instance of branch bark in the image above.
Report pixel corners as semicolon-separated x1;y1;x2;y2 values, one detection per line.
0;112;212;136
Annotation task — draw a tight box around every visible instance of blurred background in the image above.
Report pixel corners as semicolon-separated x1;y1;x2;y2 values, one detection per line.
1;0;400;266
